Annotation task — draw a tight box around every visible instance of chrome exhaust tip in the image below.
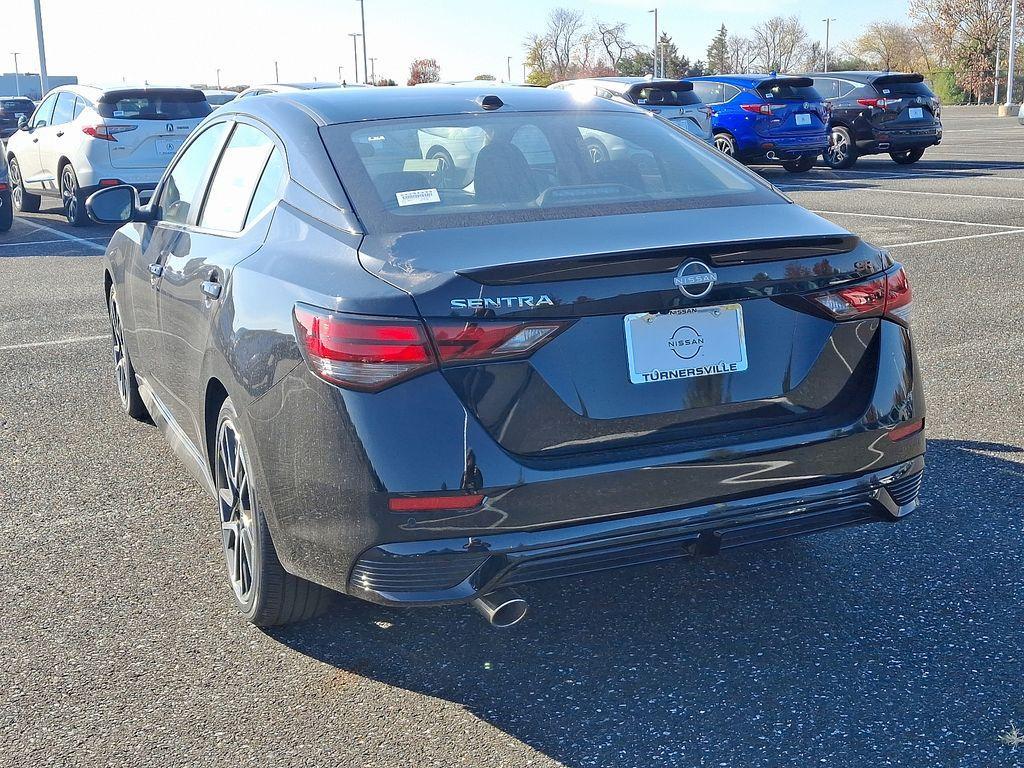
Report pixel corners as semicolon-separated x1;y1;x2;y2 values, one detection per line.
766;151;780;161
471;588;528;628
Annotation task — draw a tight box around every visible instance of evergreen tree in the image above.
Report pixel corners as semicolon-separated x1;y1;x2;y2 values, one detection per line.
706;24;729;74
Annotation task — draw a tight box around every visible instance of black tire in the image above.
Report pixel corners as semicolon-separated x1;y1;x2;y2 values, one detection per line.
782;155;816;173
713;132;738;157
890;147;926;165
0;189;12;232
8;157;41;213
823;126;857;169
60;164;89;227
107;286;149;421
214;398;333;627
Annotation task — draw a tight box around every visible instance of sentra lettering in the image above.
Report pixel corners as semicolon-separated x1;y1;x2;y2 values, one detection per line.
451;296;555;310
641;362;740;382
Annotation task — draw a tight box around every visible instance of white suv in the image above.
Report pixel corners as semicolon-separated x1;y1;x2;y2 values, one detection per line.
5;86;211;226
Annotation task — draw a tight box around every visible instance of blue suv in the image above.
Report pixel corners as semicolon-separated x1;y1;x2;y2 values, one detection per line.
686;75;829;172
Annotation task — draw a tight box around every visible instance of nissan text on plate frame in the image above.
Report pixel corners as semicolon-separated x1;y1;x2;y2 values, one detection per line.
92;85;926;629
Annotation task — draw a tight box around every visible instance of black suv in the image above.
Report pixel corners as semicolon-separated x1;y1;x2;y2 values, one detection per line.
0;96;36;139
801;72;942;169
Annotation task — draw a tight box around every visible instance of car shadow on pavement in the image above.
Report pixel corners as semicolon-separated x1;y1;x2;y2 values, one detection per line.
269;438;1024;767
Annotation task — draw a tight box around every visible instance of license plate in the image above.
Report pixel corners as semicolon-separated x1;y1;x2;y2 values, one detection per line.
624;304;748;385
909;107;924;119
795;113;811;126
156;139;183;156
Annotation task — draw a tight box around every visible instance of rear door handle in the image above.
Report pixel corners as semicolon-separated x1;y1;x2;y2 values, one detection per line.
201;280;222;300
56;130;64;137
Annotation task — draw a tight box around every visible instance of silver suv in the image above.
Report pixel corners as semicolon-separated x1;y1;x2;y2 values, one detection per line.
549;77;714;144
5;86;211;225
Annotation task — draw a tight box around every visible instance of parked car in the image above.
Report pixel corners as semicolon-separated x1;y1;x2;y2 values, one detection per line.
203;89;238;108
0;150;12;231
548;78;714;144
235;82;368;99
685;75;830;172
90;86;925;629
5;86;211;225
801;72;942;169
0;96;37;139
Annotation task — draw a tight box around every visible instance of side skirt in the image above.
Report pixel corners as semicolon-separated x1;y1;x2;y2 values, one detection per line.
137;375;217;499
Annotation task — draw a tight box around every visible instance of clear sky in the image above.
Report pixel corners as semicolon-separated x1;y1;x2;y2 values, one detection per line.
5;0;912;88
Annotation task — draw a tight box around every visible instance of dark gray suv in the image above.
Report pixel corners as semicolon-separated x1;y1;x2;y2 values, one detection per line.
89;86;926;629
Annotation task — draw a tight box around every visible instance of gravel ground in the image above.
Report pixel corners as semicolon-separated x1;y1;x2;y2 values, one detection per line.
1;107;1023;768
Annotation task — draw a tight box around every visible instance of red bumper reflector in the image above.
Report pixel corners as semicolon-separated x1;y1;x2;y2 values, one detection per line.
887;419;924;442
388;494;484;512
98;179;122;187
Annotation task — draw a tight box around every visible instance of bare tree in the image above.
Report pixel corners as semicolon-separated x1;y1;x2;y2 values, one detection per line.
596;21;640;70
750;15;808;72
854;21;922;71
726;34;754;73
407;58;440;86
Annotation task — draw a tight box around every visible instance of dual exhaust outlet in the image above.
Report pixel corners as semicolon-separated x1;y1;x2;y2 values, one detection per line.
470;588;528;628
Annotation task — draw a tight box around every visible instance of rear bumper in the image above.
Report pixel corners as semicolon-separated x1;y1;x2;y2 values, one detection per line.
858;124;942;153
743;133;829;162
349;455;925;606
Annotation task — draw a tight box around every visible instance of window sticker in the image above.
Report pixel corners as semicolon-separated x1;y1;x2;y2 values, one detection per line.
113;110;126;117
396;188;441;207
403;158;441;173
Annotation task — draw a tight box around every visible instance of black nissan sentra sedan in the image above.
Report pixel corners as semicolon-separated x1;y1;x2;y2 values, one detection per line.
89;86;925;628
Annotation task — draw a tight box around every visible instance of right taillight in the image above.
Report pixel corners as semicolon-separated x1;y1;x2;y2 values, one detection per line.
82;124;137;141
808;264;912;325
740;103;775;115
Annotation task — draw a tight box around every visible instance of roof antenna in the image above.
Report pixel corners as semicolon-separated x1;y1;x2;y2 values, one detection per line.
478;94;504;110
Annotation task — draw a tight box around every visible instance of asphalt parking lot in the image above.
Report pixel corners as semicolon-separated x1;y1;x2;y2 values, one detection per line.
2;106;1023;767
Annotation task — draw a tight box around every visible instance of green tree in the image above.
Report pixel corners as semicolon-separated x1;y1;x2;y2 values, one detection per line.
474;74;497;80
706;24;729;74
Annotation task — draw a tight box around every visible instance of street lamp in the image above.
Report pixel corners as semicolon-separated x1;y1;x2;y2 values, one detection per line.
32;0;48;96
1006;0;1018;107
10;52;20;96
369;58;377;84
274;60;279;83
506;56;512;82
355;0;368;84
348;33;362;84
648;9;658;77
216;68;221;89
822;18;836;74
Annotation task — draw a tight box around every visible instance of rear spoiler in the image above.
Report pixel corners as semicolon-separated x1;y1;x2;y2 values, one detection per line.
871;73;925;87
625;80;693;100
458;235;861;285
98;88;207;103
756;77;814;92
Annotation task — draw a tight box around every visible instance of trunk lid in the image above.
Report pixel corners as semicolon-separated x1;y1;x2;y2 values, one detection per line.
359;204;886;457
754;77;829;137
868;74;940;128
97;88;211;170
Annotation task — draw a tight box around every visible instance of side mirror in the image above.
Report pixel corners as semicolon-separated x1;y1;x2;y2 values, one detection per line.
86;185;149;224
18;115;28;130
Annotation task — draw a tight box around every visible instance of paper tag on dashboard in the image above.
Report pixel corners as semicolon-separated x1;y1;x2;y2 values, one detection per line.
403;158;441;172
396;188;441;207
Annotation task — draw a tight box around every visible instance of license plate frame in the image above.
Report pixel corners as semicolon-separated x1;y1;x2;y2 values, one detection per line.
795;113;812;126
908;107;924;119
624;304;748;385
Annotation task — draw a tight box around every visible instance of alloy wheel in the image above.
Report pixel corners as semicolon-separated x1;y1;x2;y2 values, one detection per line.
108;295;130;408
827;128;849;165
216;418;258;605
61;167;79;224
10;161;24;209
714;135;734;156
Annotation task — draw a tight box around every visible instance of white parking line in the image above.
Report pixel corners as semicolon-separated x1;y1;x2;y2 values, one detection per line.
884;229;1024;248
15;219;106;252
809;209;1022;229
0;237;109;248
781;181;1024;202
0;334;108;351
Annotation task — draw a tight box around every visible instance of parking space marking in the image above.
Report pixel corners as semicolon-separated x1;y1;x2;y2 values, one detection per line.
809;209;1023;229
15;218;106;253
884;228;1024;248
780;181;1024;201
0;334;107;351
0;237;109;248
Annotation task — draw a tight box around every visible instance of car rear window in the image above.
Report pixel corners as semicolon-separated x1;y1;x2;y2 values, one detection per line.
757;79;822;101
1;99;35;112
873;77;934;97
631;86;701;107
321;110;780;234
97;90;211;120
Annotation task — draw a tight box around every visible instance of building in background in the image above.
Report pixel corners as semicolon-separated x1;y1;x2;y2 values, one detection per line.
0;72;78;100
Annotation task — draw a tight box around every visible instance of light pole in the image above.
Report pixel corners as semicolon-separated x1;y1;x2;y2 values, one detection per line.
10;52;20;96
506;56;512;82
522;62;527;82
822;18;836;73
1007;0;1018;107
648;9;658;77
995;36;1002;105
355;0;368;84
349;33;362;84
369;58;376;83
274;60;279;83
216;68;221;89
32;0;48;96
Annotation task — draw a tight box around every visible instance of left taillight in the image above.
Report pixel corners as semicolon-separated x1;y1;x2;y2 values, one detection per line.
807;264;913;325
82;124;137;141
293;305;571;392
293;304;436;392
